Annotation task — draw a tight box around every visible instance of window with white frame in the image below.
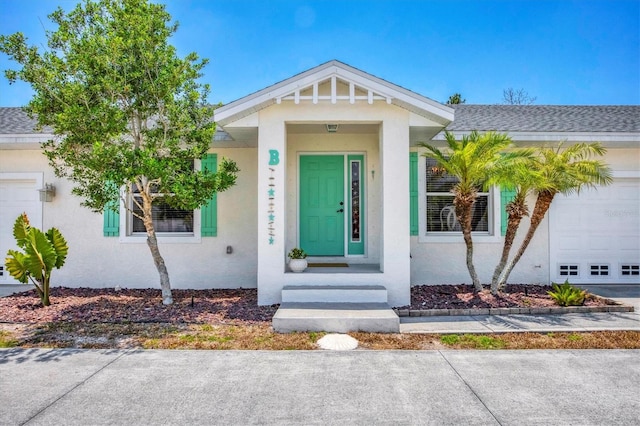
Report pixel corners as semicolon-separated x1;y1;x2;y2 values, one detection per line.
130;190;194;235
425;157;490;234
128;161;195;236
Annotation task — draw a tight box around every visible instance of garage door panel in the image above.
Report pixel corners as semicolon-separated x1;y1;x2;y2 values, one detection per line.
0;175;43;284
550;179;640;283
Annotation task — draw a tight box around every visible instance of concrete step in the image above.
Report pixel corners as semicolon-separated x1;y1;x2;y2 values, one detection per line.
272;302;400;333
281;285;388;303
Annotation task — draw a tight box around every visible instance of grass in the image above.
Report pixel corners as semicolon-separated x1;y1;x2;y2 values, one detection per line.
2;322;639;350
0;330;19;348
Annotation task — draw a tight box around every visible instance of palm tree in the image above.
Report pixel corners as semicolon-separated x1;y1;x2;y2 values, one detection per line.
419;130;517;292
496;142;613;288
489;162;540;294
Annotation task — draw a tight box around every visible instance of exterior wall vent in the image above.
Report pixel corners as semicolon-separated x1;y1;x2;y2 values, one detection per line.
559;264;579;277
590;264;609;276
621;264;640;276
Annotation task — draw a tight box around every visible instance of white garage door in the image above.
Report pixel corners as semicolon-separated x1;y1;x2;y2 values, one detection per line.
0;173;43;284
549;178;640;284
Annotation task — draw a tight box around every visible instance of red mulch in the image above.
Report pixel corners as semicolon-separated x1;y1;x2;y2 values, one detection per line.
0;287;277;325
401;284;609;310
0;284;611;325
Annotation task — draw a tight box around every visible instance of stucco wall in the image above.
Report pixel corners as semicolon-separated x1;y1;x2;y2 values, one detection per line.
0;147;258;290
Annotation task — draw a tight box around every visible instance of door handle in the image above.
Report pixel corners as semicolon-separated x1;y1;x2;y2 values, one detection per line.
339;201;344;206
337;208;344;213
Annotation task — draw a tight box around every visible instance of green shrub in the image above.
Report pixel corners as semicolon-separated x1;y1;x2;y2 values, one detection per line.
547;280;587;307
4;213;68;307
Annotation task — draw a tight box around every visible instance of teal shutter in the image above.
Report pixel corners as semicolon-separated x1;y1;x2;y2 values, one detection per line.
103;201;120;237
201;154;218;237
409;152;418;236
500;187;517;236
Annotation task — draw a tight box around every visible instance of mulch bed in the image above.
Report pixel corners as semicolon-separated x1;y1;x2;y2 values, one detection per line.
0;284;613;325
0;288;277;325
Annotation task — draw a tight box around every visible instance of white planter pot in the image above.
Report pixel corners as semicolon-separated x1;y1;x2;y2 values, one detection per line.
289;258;308;273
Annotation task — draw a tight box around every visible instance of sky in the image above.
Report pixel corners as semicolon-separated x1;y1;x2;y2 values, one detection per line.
0;0;638;107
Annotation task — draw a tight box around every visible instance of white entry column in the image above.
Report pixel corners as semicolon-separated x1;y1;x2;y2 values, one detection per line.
257;117;287;305
379;116;411;307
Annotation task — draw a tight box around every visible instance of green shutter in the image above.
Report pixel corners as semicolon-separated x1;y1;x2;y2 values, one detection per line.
410;152;418;236
201;154;218;237
500;187;517;236
103;201;120;237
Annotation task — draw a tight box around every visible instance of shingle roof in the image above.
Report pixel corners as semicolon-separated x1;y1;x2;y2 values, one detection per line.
447;105;640;133
1;104;639;135
0;107;51;134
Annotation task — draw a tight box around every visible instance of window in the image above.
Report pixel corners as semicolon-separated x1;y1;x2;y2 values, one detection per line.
130;193;194;234
559;264;579;277
425;158;490;234
589;264;609;276
621;264;639;276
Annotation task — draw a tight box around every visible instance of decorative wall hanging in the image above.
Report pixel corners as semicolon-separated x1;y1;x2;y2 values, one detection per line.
267;149;280;245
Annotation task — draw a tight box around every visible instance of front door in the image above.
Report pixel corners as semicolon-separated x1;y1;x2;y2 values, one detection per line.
299;155;345;256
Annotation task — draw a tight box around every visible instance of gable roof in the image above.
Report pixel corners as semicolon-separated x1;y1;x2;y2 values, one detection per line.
447;105;640;133
0;107;49;134
214;60;455;127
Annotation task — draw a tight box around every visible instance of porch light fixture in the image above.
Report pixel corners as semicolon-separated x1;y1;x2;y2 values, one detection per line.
38;183;56;202
326;124;339;133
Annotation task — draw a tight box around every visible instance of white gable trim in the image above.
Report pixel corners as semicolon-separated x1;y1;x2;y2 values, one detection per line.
215;60;454;127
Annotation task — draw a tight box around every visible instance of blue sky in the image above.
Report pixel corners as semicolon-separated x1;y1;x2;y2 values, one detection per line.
0;0;638;106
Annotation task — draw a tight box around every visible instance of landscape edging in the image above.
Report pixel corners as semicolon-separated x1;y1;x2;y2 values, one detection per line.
394;301;634;317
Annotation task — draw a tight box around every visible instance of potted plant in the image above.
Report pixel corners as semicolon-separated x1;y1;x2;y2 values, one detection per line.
287;247;308;273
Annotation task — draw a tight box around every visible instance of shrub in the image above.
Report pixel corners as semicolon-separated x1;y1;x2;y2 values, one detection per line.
4;213;68;306
287;248;307;259
547;280;587;307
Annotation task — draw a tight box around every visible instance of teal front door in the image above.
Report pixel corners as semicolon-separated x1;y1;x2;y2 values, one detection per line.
300;155;345;256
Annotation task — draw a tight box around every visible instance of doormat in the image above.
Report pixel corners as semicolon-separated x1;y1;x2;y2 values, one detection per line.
307;263;349;267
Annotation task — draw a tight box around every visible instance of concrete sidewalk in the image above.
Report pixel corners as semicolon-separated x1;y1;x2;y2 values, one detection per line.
401;284;640;334
1;348;639;425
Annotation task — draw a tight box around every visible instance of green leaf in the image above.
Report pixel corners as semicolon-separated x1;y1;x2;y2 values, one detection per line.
12;212;31;249
5;250;30;284
23;228;57;280
46;227;69;268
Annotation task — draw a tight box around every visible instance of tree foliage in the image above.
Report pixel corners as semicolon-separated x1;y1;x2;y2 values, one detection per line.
0;0;239;304
419;131;524;291
496;143;612;288
446;93;466;104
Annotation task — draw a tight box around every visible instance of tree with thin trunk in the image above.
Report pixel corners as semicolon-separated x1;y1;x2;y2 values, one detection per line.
489;162;539;294
496;143;613;288
419;131;522;292
0;0;239;305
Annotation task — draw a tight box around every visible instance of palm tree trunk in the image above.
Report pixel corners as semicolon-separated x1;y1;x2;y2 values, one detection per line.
491;200;528;294
142;195;173;305
498;191;556;288
456;195;481;291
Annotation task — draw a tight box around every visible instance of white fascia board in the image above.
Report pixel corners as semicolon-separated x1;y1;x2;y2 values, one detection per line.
215;60;454;125
433;130;640;145
215;63;340;125
333;66;454;122
0;133;54;149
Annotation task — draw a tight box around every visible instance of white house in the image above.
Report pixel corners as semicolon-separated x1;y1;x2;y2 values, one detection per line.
1;60;638;330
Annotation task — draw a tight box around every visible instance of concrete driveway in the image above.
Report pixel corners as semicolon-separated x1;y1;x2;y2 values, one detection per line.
1;348;638;425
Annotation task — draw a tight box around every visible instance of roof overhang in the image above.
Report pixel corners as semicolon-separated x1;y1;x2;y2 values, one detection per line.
0;133;54;149
432;130;640;148
214;60;453;143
